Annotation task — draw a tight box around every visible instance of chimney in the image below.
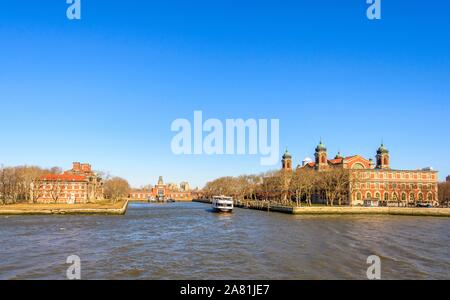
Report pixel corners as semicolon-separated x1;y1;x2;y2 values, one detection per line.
81;163;92;172
73;162;81;171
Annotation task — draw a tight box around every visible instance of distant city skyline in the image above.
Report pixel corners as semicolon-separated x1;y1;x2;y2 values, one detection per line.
1;1;449;188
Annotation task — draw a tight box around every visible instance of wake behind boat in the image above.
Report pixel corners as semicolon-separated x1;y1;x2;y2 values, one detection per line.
212;196;234;213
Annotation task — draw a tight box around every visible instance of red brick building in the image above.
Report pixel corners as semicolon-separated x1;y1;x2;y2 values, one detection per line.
129;176;192;202
32;162;104;204
283;142;439;206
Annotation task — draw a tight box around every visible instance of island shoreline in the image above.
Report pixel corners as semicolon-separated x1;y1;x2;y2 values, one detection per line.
0;200;129;216
193;199;450;217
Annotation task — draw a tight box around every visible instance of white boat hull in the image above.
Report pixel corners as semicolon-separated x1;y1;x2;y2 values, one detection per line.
212;207;233;213
211;196;234;213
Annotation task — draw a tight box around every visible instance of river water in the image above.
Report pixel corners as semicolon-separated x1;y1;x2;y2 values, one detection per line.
0;202;449;280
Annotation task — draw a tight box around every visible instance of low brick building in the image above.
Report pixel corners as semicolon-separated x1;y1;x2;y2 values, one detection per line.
129;176;192;202
283;142;439;206
32;162;104;204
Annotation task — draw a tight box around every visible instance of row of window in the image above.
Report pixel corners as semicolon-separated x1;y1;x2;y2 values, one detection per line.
170;194;188;198
131;193;189;199
41;193;85;198
355;182;436;190
355;191;434;201
131;193;151;199
356;172;435;181
42;184;86;190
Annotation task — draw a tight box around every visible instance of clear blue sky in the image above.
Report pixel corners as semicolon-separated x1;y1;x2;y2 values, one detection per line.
0;1;449;188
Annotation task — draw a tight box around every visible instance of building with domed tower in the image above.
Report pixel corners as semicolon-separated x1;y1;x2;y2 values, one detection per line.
129;176;192;202
281;149;293;171
285;141;439;206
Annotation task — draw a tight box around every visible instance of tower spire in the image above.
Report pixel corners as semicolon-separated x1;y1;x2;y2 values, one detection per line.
315;139;328;170
376;142;390;169
282;147;292;171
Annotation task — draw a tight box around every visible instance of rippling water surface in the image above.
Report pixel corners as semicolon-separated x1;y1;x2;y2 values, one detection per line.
0;202;449;279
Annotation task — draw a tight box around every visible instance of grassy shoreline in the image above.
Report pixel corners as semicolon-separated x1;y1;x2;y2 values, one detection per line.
0;200;129;216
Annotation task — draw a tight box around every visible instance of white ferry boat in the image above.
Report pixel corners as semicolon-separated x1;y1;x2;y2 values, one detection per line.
212;196;234;213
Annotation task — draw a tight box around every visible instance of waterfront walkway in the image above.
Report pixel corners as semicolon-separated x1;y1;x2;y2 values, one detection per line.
194;199;450;217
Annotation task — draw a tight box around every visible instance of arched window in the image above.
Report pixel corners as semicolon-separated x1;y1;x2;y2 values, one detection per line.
392;193;398;201
427;193;433;201
375;192;380;200
418;193;423;202
356;192;362;201
366;192;372;199
352;163;365;170
410;193;415;202
384;193;389;201
402;193;407;201
383;157;389;165
321;156;326;164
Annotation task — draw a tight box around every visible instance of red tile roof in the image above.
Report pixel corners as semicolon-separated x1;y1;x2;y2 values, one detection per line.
345;155;358;160
301;155;371;168
328;158;343;164
40;174;86;181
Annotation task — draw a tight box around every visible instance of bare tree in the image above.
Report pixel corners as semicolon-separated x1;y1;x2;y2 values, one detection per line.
305;170;319;207
200;167;363;208
279;170;293;205
17;166;47;203
438;181;450;207
335;169;351;206
30;179;44;204
318;169;341;206
104;177;130;203
290;169;310;207
50;180;64;203
49;167;62;174
0;167;21;204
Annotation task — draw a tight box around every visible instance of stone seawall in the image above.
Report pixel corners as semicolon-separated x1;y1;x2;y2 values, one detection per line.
130;199;193;203
291;206;450;217
192;199;212;204
235;201;450;217
0;200;129;216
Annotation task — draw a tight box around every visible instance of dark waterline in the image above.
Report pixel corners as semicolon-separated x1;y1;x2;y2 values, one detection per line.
0;202;449;280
